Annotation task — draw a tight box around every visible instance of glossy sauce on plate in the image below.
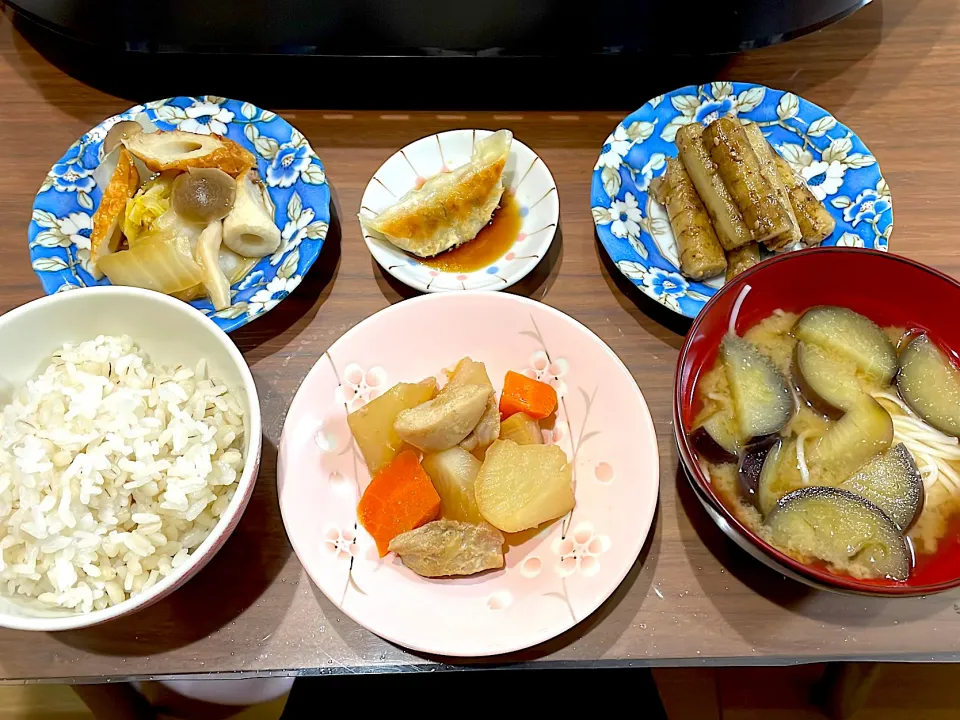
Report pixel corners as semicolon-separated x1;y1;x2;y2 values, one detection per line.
422;192;522;273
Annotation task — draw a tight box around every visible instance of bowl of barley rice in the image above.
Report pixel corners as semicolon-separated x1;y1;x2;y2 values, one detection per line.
0;286;261;630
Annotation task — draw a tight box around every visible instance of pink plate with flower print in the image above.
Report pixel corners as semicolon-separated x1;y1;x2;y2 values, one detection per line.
278;291;659;657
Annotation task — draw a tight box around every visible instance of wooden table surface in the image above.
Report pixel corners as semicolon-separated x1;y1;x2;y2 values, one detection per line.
1;0;960;683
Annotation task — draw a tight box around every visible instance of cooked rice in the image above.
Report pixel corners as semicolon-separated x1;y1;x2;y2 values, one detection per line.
0;335;244;614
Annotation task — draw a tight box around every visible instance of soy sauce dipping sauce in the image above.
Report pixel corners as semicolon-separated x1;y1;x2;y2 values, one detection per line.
421;192;522;273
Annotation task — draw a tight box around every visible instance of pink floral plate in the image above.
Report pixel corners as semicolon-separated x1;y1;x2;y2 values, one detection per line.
277;291;659;657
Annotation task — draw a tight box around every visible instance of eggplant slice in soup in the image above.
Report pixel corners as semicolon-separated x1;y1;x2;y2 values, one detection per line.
757;438;803;517
738;436;781;510
809;397;893;484
692;406;741;464
766;486;911;581
897;334;960;438
840;443;923;531
721;334;793;440
793;306;897;386
793;341;863;419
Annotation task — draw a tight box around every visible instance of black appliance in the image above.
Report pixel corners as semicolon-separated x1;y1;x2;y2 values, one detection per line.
8;0;870;56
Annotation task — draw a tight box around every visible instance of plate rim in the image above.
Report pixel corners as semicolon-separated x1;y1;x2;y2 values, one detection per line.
591;81;893;320
359;128;560;294
277;290;659;656
28;95;331;333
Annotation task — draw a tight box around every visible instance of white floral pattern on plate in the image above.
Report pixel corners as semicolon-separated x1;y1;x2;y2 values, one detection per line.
334;364;388;412
553;522;611;578
29;96;330;333
591;83;893;319
323;526;357;563
277;291;659;657
359;130;560;293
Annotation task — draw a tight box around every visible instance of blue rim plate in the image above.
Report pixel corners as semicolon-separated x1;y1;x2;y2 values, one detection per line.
29;96;331;333
591;82;893;319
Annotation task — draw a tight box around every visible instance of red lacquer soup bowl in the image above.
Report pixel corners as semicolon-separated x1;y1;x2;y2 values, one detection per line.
675;248;960;596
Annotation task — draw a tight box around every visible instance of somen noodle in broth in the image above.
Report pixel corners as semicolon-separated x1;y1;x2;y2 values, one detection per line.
873;390;960;553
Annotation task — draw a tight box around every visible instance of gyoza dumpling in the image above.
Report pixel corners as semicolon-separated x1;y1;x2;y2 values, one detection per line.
361;129;512;258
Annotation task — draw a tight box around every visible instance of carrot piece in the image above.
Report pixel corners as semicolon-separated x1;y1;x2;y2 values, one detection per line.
357;450;441;556
499;370;558;420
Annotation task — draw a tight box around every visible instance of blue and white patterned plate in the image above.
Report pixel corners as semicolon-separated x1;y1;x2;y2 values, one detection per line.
29;96;331;332
591;82;893;319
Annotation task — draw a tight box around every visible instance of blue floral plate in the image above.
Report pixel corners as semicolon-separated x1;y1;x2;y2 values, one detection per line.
29;96;331;332
591;82;892;319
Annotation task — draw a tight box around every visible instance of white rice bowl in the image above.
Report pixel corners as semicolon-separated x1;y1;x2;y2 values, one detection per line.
0;335;244;613
0;287;260;630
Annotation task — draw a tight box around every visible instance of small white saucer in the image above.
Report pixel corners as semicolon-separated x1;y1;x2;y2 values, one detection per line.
359;129;559;292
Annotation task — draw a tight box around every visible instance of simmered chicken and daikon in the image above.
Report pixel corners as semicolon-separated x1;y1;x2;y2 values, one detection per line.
350;357;575;578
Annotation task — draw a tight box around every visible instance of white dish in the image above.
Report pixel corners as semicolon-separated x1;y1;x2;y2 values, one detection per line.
0;287;261;631
359;129;559;292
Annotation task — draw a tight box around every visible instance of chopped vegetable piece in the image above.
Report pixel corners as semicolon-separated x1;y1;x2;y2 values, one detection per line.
499;412;544;446
388;520;504;577
475;440;574;533
793;340;862;419
809;397;893;484
897;334;960;437
347;379;438;473
357;450;441;556
422;447;484;524
841;443;923;530
499;370;558;420
218;245;258;285
756;438;799;516
737;436;779;510
793;306;897;386
98;235;204;293
721;334;793;439
446;358;499;453
693;406;741;463
766;486;910;581
195;221;231;311
394;384;489;452
122;173;175;245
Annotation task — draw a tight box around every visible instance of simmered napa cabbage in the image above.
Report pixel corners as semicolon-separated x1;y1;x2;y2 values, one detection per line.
122;173;176;245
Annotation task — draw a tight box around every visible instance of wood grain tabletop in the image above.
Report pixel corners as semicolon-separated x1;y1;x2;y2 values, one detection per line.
1;0;959;683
